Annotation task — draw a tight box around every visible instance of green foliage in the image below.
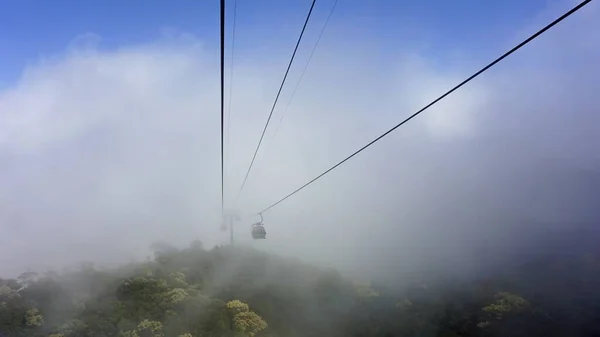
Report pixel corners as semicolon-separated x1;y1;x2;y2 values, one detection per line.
226;300;268;337
25;308;43;326
232;311;268;337
134;319;164;337
226;300;250;315
482;292;528;319
0;241;599;337
354;281;379;299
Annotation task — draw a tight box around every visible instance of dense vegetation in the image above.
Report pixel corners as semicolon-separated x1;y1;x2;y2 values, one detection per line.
1;233;599;337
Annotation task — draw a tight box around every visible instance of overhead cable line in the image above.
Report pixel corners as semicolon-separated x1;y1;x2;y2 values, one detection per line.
236;0;318;203
224;0;238;200
256;0;592;215
261;0;340;165
220;0;225;215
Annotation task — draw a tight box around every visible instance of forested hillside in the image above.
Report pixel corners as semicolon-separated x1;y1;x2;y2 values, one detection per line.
1;233;600;337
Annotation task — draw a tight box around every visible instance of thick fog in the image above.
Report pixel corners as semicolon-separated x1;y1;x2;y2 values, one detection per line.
0;0;598;283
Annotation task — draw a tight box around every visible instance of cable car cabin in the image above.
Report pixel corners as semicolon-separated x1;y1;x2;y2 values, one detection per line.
251;223;267;240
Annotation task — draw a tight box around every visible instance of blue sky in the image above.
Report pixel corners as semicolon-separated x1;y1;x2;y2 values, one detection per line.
1;0;551;84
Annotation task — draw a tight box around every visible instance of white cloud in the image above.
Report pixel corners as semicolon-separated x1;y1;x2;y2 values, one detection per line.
0;0;598;278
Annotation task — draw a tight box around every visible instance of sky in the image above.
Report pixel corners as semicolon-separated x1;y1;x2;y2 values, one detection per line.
0;0;598;280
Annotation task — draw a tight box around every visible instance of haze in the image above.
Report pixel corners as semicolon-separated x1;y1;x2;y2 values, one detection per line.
0;0;598;285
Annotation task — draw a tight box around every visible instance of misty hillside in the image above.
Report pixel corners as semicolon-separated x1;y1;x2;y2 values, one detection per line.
2;231;600;337
1;0;598;336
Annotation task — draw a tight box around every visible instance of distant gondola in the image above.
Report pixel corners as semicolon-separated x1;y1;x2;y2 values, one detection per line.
251;222;266;240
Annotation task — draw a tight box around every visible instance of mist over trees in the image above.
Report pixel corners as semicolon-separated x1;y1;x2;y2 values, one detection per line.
2;225;600;337
0;1;598;336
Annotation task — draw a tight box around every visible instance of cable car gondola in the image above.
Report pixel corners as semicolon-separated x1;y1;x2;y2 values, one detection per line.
251;213;267;240
251;223;266;239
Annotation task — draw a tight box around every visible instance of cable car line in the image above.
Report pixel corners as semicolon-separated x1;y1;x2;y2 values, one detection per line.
255;0;592;215
260;0;340;170
224;0;238;199
220;0;226;215
236;0;318;203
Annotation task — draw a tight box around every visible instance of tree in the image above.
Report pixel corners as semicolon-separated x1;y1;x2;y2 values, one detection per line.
1;238;599;337
354;281;379;299
482;292;528;319
477;292;531;336
25;308;43;327
226;300;267;337
121;319;164;337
